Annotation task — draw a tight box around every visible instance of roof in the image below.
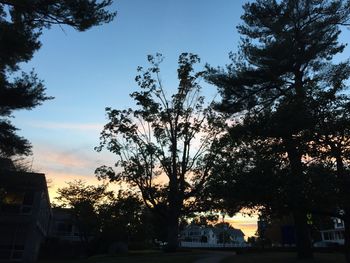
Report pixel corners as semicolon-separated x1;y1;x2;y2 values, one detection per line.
212;227;245;237
0;170;48;191
0;158;47;191
0;159;51;207
182;224;245;237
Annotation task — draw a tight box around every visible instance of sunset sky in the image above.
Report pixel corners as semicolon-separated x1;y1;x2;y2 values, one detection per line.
11;0;350;238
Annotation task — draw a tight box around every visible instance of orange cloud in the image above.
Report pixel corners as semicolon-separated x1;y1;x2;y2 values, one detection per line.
27;142;117;202
226;213;258;238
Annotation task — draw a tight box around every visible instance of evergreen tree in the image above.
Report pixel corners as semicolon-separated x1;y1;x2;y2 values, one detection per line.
310;92;350;261
206;0;350;259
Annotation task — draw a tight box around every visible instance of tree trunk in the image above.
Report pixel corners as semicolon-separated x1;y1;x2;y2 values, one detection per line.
293;209;313;259
166;176;180;252
166;211;179;252
334;153;350;262
285;137;313;259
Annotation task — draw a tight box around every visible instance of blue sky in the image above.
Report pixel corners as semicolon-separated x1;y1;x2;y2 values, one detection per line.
10;0;350;236
14;0;246;180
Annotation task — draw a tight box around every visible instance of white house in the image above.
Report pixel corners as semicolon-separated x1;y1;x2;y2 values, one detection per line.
317;218;345;246
179;224;246;248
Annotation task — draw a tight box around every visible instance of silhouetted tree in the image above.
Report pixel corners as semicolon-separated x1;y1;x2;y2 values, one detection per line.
206;0;350;259
310;95;350;261
55;180;113;253
98;190;153;248
96;53;226;251
0;0;116;157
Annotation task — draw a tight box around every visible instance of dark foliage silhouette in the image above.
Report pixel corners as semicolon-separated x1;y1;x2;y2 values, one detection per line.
206;0;350;259
96;53;226;251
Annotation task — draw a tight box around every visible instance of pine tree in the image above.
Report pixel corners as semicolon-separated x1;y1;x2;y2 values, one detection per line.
206;0;350;259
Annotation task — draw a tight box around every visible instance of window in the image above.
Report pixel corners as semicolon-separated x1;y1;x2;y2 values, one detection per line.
335;231;344;240
324;232;335;241
1;192;34;214
3;192;24;205
1;192;24;213
335;218;344;229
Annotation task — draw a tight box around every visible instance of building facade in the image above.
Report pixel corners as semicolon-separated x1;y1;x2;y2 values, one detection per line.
49;207;81;242
0;159;51;262
180;224;245;248
318;218;345;246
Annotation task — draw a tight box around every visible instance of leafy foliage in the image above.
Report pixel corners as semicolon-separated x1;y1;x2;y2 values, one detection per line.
96;53;227;250
56;180;113;246
98;190;153;246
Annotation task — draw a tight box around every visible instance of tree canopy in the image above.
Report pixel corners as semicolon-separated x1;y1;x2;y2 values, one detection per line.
55;180;155;254
96;53;227;250
55;180;112;248
205;0;350;259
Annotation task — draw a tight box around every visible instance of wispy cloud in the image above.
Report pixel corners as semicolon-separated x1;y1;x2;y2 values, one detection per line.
30;147;117;201
38;148;91;168
24;120;103;132
30;142;116;187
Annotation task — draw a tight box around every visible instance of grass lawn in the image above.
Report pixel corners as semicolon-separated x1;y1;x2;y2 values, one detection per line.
220;252;346;263
38;250;205;263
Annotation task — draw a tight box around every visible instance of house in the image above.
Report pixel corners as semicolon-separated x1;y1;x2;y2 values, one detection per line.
257;216;296;247
179;224;245;248
38;207;86;260
49;207;81;242
257;214;346;248
317;218;345;246
0;159;51;262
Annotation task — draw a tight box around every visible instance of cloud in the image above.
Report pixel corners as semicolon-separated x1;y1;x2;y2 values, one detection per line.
27;140;259;235
225;213;258;238
38;148;91;169
26;141;118;201
24;120;103;132
32;141;116;171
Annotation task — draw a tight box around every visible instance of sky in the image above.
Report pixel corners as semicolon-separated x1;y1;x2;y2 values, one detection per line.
11;0;350;238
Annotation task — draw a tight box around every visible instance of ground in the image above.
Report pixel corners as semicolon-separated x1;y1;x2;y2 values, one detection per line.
38;250;206;263
221;252;346;263
38;251;346;263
